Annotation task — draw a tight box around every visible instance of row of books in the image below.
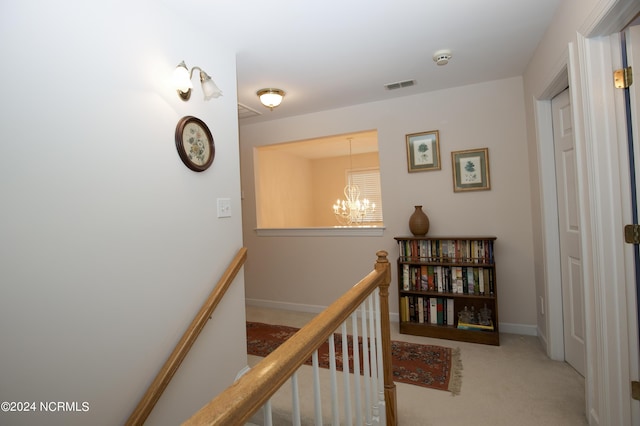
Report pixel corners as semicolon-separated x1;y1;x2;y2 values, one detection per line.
400;296;455;326
397;238;494;264
401;264;495;296
400;296;497;331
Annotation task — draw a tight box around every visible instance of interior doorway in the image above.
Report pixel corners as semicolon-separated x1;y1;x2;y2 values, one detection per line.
535;3;640;423
551;88;586;376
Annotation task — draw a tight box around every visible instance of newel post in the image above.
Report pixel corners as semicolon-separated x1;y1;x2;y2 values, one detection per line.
375;250;397;426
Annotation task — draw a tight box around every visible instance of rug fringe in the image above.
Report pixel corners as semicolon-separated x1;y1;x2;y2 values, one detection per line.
448;347;463;396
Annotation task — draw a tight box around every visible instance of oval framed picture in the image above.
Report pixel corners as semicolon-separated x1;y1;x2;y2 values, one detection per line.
175;115;215;172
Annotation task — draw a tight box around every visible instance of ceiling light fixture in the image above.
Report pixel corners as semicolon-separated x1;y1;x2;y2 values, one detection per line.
433;50;453;66
172;61;223;101
257;88;285;110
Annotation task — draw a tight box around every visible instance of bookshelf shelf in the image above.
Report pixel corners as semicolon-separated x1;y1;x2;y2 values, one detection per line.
394;236;499;346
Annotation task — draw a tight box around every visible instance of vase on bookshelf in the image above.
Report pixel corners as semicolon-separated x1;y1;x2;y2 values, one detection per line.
409;205;430;236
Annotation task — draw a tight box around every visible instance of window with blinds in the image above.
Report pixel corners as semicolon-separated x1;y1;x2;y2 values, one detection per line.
349;168;383;223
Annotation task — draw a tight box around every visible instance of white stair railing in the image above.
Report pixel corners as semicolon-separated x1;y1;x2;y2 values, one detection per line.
184;251;396;426
250;290;384;425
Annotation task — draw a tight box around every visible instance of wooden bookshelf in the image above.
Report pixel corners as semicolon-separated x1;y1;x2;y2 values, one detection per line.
394;236;499;345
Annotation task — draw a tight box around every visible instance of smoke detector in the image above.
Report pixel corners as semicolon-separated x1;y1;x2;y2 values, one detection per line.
433;50;452;66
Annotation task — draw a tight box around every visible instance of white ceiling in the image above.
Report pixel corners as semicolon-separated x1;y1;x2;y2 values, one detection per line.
166;0;561;124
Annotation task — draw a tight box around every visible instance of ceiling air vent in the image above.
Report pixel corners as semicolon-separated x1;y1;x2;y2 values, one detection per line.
238;102;262;119
384;79;416;90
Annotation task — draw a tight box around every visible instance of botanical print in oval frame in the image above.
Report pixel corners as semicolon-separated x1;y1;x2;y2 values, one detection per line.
451;148;490;192
175;115;215;172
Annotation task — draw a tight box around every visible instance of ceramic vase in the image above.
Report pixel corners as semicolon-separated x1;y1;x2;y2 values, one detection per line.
409;205;430;236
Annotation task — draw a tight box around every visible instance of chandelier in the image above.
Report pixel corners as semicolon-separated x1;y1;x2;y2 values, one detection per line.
332;138;375;225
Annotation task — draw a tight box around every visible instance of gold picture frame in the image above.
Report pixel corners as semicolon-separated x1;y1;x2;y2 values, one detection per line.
406;130;441;172
451;148;491;192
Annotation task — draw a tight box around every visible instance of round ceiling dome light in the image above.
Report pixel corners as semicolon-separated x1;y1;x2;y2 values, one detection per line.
433;50;453;66
257;88;285;110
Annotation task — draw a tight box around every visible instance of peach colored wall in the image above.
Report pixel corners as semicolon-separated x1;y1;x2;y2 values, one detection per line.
256;149;313;227
312;152;380;226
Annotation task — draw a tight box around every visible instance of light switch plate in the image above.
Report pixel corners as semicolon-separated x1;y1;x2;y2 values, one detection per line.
217;198;231;218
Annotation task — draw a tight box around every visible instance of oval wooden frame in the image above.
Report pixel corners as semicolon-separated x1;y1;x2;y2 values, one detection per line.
175;116;215;172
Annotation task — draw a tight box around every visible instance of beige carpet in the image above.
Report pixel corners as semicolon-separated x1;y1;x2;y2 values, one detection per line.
246;305;587;426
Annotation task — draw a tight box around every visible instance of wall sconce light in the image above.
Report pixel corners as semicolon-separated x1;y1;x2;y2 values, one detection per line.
257;88;285;110
172;60;223;101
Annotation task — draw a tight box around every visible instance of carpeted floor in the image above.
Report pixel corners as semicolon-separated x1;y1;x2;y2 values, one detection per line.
246;305;588;425
247;321;463;394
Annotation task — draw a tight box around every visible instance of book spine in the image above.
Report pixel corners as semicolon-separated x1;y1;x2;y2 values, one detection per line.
491;269;495;295
403;264;410;291
420;265;428;291
428;266;435;291
447;298;455;326
429;298;438;324
409;296;416;322
402;296;405;322
473;268;480;295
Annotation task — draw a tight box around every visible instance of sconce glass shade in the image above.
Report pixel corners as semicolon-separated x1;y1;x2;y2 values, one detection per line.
172;60;222;102
172;61;193;95
257;88;285;110
200;70;223;100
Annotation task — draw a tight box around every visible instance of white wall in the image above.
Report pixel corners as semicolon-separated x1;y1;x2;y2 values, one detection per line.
240;76;537;333
0;1;246;425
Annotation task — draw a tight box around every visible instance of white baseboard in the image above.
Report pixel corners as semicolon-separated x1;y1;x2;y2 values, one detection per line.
247;298;538;336
499;322;538;336
246;298;327;314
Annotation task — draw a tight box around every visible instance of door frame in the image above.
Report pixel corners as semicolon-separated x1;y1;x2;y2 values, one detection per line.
534;0;640;425
534;1;640;424
579;29;638;424
534;59;568;363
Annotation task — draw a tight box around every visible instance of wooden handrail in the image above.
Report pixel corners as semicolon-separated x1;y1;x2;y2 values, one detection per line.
126;247;248;426
183;250;397;426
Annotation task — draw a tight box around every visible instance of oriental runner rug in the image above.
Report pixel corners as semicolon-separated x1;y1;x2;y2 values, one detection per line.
246;321;462;395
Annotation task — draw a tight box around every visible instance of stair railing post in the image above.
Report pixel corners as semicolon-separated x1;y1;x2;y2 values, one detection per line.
375;250;397;426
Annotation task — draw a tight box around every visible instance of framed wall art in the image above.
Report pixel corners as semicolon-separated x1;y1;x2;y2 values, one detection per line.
175;115;215;172
406;130;441;172
451;148;491;192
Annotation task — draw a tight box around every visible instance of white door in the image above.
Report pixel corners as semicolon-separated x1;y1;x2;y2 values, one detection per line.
552;88;586;376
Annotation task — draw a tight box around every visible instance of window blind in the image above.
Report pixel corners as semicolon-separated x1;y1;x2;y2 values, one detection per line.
349;169;383;223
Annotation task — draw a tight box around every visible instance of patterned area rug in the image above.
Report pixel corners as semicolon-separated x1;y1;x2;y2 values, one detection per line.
246;321;462;395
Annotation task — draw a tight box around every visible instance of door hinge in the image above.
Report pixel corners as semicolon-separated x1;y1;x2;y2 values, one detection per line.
614;67;633;89
624;224;640;244
633;381;640;400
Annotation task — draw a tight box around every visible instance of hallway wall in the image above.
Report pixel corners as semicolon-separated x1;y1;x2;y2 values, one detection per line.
0;1;246;425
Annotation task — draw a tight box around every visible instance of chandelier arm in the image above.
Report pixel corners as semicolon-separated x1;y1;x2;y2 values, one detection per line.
331;137;375;226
